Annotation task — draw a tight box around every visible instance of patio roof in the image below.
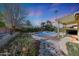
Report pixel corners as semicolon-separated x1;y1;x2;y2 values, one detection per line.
57;14;76;25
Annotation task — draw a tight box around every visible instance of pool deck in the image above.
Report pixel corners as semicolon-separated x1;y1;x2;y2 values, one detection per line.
32;35;65;55
48;35;79;55
32;34;79;55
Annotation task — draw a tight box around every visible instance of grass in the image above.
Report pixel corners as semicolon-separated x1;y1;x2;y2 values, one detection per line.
66;42;79;56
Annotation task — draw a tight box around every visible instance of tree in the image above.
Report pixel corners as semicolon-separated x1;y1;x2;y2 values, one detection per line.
1;4;27;31
41;22;45;31
0;12;4;20
25;20;32;28
0;12;6;28
45;20;53;31
41;20;57;31
0;21;5;28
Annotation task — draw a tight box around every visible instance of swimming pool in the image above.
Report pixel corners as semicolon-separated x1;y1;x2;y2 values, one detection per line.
35;31;57;37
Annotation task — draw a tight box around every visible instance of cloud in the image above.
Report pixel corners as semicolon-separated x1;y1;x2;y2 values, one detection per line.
51;3;61;6
31;19;43;27
28;9;43;16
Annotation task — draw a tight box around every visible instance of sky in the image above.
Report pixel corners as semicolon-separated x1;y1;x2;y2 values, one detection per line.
20;3;79;27
1;3;79;27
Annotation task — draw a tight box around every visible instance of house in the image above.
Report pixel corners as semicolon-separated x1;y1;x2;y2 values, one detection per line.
57;12;79;37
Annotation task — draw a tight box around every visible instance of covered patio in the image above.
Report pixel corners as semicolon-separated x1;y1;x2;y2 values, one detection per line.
56;13;79;38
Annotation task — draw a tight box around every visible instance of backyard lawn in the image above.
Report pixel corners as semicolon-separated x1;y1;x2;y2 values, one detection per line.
66;42;79;56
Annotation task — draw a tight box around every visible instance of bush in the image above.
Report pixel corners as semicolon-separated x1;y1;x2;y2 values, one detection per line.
7;34;39;56
0;21;5;28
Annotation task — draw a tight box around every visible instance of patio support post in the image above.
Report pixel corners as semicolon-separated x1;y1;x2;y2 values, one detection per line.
77;22;79;36
75;13;79;37
57;20;60;38
63;24;66;37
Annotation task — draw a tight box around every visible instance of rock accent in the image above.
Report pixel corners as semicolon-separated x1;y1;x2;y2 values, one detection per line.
39;39;61;56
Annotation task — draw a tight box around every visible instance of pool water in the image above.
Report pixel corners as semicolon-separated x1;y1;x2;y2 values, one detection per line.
36;31;57;37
